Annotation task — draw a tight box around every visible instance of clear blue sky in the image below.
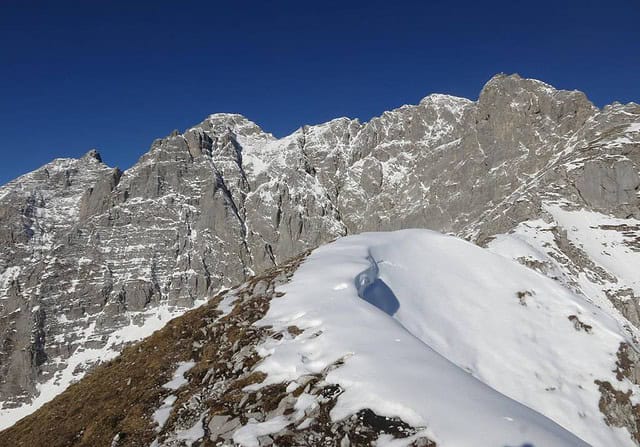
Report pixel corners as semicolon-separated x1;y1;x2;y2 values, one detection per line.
1;0;639;184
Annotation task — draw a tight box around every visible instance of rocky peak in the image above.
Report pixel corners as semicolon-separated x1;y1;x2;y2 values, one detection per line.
81;148;103;163
418;93;474;114
199;113;274;141
479;73;596;120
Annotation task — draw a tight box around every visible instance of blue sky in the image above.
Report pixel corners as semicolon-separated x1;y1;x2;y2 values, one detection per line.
1;0;639;184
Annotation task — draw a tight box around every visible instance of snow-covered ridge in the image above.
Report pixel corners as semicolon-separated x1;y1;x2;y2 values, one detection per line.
253;230;638;446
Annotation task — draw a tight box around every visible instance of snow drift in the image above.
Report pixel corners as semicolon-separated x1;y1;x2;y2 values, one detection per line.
253;229;637;446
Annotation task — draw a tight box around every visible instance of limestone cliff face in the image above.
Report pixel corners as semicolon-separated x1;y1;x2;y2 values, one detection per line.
0;74;638;427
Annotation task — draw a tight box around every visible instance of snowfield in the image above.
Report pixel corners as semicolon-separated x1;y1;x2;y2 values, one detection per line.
251;229;638;446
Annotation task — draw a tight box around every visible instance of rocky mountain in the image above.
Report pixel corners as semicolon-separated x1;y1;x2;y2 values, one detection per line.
0;73;639;443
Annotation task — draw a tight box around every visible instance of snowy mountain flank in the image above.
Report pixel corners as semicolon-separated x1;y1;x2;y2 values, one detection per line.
0;73;639;445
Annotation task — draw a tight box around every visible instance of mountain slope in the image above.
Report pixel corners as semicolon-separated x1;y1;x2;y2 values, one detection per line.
2;229;638;446
0;73;639;437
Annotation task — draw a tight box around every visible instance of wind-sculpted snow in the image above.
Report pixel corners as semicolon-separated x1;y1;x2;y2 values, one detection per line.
253;230;637;445
0;73;639;438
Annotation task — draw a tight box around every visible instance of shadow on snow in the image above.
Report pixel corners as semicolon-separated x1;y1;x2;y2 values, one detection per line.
354;254;400;316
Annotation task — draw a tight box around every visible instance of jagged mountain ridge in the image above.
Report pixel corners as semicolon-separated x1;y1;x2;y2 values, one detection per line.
0;73;639;435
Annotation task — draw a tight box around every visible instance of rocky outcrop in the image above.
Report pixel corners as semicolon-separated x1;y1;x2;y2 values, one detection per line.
595;343;640;444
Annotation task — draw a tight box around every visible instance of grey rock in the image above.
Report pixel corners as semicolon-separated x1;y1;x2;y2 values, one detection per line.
208;414;241;440
574;160;640;211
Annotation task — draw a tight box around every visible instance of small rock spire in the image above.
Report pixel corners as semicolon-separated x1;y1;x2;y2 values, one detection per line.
82;149;103;163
